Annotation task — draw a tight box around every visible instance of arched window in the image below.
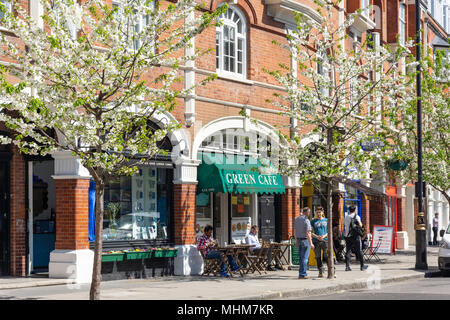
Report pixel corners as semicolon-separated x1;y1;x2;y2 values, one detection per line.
216;6;247;78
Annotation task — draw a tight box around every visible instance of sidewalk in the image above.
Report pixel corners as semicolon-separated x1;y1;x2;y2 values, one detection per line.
0;246;441;300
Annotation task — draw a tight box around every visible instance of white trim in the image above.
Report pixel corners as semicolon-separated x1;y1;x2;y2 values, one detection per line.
264;0;324;26
191;116;292;165
52;175;91;180
216;4;247;79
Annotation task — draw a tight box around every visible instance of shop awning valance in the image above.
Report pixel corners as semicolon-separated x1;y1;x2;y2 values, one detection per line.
198;153;285;194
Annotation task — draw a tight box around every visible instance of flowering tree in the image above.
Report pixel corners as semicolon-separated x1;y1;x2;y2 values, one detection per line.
0;0;223;299
388;47;450;206
265;0;411;278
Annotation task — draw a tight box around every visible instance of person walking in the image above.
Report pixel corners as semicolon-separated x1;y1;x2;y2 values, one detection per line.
294;207;314;279
311;206;330;278
433;213;439;245
344;205;368;271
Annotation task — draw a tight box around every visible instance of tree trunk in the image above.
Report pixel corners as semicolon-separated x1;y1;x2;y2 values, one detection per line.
89;180;105;300
326;177;335;279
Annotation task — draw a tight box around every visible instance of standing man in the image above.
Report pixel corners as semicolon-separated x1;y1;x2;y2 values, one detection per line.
294;207;314;279
344;205;368;271
311;206;329;278
433;213;439;245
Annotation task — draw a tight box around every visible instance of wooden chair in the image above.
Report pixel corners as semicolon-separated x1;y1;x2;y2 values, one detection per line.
200;250;222;276
245;243;270;275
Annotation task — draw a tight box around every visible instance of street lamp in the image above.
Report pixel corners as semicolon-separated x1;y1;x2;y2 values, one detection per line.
415;0;427;270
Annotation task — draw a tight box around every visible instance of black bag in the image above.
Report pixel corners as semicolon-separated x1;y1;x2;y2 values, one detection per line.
349;216;364;238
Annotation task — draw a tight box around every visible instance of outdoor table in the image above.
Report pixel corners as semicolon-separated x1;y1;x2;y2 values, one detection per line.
267;242;292;270
215;244;255;277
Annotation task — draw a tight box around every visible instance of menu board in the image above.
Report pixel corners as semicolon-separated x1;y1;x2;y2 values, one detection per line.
372;225;395;255
231;217;251;243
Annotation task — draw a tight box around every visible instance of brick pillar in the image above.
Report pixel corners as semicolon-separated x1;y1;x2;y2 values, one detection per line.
9;146;26;276
281;188;300;240
361;194;370;233
173;184;197;245
397;196;406;232
54;179;90;250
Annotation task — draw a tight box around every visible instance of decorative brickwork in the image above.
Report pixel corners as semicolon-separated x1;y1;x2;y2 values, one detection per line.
54;179;90;250
173;184;197;245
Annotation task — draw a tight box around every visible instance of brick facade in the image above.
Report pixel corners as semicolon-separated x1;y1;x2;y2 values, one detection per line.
281;188;300;240
173;184;197;245
54;179;90;250
361;194;370;232
9;146;26;276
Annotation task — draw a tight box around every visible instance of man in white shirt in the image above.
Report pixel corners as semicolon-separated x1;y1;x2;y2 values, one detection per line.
245;226;280;271
343;205;368;272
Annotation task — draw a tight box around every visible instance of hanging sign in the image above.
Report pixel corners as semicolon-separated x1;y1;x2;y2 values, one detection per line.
372;225;395;255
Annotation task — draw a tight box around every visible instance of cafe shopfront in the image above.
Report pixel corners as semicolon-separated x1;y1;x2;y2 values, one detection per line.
195;152;285;246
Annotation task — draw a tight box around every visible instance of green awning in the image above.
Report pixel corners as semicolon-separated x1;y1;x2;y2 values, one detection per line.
197;153;285;194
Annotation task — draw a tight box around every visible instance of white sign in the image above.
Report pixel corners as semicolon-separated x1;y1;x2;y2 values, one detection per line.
372;225;394;255
231;217;251;243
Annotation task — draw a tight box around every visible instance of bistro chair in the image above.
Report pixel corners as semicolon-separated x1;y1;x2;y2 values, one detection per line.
363;240;382;263
245;243;270;275
200;250;222;277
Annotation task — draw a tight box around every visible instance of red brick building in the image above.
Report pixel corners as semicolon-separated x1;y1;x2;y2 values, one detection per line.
1;0;446;280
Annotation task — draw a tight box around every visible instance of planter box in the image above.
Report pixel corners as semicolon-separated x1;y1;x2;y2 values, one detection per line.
102;253;125;262
153;249;178;258
125;251;151;260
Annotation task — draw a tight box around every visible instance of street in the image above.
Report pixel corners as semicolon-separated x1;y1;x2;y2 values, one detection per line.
300;275;450;300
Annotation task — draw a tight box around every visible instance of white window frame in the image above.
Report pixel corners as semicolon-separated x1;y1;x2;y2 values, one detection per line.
361;0;370;18
216;5;247;79
399;2;406;45
112;0;154;51
317;50;330;97
52;0;78;40
0;0;11;19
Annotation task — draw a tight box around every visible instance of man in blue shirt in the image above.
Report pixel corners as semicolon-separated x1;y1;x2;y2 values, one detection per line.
311;206;330;278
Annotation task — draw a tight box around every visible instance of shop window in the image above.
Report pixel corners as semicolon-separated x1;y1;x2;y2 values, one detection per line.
231;194;251;218
216;5;247;78
103;166;171;241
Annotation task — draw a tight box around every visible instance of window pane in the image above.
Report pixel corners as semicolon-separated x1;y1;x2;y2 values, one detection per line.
216;32;220;69
233;14;239;23
238;63;242;74
225;56;230;71
227;8;233;19
230;57;235;72
237;21;242;34
103;167;170;241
